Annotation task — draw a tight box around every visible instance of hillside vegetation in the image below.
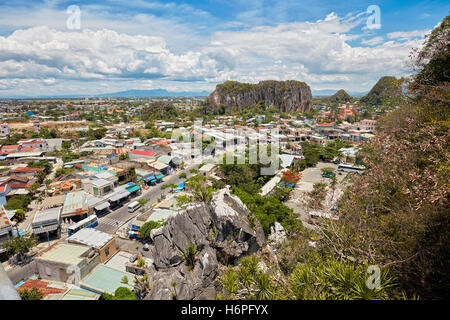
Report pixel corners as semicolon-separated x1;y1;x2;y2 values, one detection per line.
360;76;407;106
217;15;449;300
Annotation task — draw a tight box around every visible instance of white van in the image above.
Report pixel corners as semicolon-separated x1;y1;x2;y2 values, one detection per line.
127;201;141;213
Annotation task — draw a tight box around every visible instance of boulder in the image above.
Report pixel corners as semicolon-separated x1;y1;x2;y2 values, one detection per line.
268;222;287;247
145;186;265;300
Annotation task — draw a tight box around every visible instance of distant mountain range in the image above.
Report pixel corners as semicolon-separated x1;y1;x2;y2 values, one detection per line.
312;89;367;97
97;89;210;97
0;89;210;99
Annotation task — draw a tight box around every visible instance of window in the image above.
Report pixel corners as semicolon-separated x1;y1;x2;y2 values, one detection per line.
105;248;110;257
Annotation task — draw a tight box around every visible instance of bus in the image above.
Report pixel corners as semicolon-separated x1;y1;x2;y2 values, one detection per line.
337;164;365;174
68;215;98;236
127;201;141;213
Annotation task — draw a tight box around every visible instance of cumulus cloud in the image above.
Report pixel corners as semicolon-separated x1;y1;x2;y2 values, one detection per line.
0;11;428;95
387;29;431;40
361;36;384;46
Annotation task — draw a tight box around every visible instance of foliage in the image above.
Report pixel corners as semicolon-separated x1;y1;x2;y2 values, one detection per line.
102;287;136;300
4;195;31;211
136;258;147;268
186;174;212;204
55;167;73;178
139;220;164;239
360;76;407;106
61;140;72;150
289;260;397;300
316;16;450;299
13;209;26;222
27;160;52;174
133;275;151;300
18;287;43;300
280;170;302;185
138;198;149;207
2;235;38;258
62;152;80;163
217;256;277;300
183;243;198;271
179;172;187;179
176;194;193;206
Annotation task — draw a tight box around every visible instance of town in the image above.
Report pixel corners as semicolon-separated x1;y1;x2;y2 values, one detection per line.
0;96;380;300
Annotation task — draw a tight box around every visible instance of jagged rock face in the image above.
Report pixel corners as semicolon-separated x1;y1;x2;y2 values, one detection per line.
209;80;312;113
145;186;265;300
268;222;287;248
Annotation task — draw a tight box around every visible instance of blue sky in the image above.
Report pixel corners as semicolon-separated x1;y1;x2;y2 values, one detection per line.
0;0;448;97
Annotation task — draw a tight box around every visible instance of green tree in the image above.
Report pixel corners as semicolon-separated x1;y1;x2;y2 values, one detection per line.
102;287;136;300
183;243;198;271
2;236;38;261
18;287;43;300
5;195;31;211
139;220;163;239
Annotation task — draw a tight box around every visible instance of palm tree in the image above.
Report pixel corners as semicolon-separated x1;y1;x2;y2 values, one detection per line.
133;275;151;300
183;243;198;271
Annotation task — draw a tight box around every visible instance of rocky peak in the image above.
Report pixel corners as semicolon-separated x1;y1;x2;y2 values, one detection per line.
208;80;313;113
145;186;265;300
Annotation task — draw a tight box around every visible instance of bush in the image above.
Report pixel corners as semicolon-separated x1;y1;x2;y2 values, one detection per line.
4;195;31;211
139;220;163;239
102;287;135;300
18;287;43;300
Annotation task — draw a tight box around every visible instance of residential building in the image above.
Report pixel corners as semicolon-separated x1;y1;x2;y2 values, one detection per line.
129;149;156;161
0;123;10;137
35;242;99;283
82;178;114;197
31;206;62;238
67;228;118;263
0;207;14;254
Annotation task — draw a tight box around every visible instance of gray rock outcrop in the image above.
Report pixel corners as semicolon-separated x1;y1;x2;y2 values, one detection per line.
145;186;265;300
268;222;287;247
208;80;313;113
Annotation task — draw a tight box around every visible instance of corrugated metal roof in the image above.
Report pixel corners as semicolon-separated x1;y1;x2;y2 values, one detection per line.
68;227;113;249
62;191;88;217
32;207;61;226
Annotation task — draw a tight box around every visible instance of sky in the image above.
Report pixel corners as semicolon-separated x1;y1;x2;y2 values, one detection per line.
0;0;448;97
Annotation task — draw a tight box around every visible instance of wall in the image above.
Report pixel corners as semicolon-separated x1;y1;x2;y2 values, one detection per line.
98;238;119;264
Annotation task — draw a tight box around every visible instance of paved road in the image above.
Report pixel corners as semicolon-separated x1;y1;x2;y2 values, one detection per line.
17;158;65;233
95;162;201;234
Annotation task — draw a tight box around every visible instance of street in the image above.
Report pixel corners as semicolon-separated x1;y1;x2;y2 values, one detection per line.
94;161;201;234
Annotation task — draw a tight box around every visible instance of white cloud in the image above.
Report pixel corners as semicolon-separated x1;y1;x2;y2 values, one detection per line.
0;11;428;95
387;29;431;41
361;36;384;46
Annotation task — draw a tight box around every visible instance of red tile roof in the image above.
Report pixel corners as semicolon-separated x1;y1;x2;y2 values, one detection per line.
130;150;155;157
10;167;45;173
317;123;334;126
0;207;11;229
2;145;19;149
22;140;44;144
17;279;68;299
